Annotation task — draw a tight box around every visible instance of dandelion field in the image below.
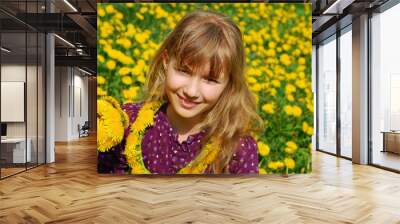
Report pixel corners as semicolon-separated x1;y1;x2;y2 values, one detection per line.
97;3;313;174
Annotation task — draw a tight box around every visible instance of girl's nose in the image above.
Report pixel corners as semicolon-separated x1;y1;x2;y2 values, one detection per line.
183;77;200;99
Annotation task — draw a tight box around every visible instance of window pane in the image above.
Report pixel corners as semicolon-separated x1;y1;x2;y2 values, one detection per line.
340;28;352;158
318;36;337;154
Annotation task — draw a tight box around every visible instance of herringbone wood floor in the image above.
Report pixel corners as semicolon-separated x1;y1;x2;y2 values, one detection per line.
1;135;400;224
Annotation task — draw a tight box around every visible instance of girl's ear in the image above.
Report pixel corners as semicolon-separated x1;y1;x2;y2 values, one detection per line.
162;50;169;68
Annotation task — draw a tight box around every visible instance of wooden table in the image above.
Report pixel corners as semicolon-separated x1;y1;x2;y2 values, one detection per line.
381;131;400;154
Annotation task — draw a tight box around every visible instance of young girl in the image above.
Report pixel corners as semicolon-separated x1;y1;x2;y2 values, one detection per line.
98;10;263;174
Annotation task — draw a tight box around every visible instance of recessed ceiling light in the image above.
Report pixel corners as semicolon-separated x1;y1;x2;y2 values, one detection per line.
54;34;75;48
1;47;11;53
63;0;78;12
78;67;92;76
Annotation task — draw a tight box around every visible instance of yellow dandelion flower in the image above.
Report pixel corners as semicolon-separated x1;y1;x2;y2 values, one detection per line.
302;122;310;133
133;49;141;56
136;13;144;20
137;74;146;84
105;5;114;14
116;38;132;49
302;121;315;136
284;141;298;154
284;158;295;169
285;83;296;94
262;103;275;114
292;106;302;117
287;94;294;102
122;76;133;85
276;161;285;169
106;60;116;70
246;76;257;84
114;12;123;20
271;79;280;87
135;33;149;44
268;41;276;48
280;54;291;66
155;6;168;18
97;76;106;85
266;49;276;57
259;168;267;174
307;127;314;136
307;103;314;113
284;147;296;154
98;8;105;17
286;141;298;149
268;161;277;170
269;88;277;96
118;67;130;76
139;6;148;13
296;79;307;89
123;86;139;100
257;142;270;156
97;87;107;96
299;57;306;65
251;60;259;67
97;97;128;152
250;83;262;92
283;44;291;51
98;55;105;63
284;105;294;115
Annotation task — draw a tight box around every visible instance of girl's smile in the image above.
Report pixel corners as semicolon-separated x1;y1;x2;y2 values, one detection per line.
177;94;200;109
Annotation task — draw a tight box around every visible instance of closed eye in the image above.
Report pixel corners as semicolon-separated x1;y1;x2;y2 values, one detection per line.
204;77;220;84
176;68;191;76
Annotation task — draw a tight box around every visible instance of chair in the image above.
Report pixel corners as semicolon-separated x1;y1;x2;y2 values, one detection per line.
78;121;90;138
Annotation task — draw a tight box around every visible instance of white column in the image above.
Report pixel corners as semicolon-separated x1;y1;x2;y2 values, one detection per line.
46;32;55;163
352;14;369;164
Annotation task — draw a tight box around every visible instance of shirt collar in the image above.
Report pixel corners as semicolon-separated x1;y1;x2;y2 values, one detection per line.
157;102;206;145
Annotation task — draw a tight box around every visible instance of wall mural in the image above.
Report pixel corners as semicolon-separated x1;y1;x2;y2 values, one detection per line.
97;3;313;175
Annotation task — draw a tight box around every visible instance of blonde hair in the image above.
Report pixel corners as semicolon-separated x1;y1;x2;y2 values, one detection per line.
144;10;263;173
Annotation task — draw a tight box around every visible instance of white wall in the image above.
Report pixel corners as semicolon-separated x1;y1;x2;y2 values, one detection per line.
1;63;45;164
55;66;69;141
1;65;36;138
55;67;89;141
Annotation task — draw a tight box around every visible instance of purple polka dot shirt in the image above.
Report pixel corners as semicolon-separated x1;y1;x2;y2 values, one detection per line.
98;103;259;174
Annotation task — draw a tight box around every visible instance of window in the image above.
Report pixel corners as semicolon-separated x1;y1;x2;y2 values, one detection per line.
339;27;352;158
317;35;337;154
371;2;400;171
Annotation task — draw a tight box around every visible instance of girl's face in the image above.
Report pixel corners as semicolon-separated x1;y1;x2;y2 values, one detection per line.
164;58;228;122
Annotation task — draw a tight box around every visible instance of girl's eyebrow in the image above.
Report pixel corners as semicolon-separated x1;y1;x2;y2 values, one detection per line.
175;61;224;80
176;64;204;76
173;61;191;72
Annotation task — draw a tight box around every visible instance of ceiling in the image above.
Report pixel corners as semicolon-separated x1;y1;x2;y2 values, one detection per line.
311;0;390;44
1;0;397;73
0;0;96;74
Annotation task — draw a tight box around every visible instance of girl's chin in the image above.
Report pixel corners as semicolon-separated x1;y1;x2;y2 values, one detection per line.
175;107;202;119
173;103;205;119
